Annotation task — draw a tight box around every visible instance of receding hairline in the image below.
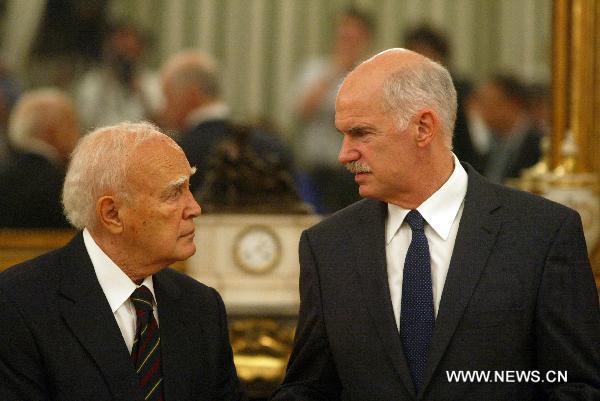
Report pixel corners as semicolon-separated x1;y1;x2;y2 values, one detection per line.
338;48;430;97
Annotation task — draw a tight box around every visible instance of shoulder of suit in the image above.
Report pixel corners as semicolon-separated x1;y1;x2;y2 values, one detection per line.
484;179;578;222
306;198;382;235
0;245;66;308
158;268;226;313
160;267;217;295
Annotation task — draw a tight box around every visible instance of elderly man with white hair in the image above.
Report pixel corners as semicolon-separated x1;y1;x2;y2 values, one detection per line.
0;122;246;401
0;87;80;227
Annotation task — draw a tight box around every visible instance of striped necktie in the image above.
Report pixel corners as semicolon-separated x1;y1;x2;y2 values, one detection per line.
399;210;435;394
130;285;164;401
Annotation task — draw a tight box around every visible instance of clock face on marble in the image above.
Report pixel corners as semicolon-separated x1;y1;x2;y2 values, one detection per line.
233;225;282;274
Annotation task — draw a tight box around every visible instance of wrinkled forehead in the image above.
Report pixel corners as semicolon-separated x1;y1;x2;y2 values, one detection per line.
126;137;192;186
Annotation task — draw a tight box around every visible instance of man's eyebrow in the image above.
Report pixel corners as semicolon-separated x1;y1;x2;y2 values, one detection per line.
347;125;374;135
161;169;195;197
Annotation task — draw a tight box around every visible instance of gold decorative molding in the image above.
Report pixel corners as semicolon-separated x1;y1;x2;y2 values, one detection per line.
0;229;76;271
229;316;296;397
0;229;187;273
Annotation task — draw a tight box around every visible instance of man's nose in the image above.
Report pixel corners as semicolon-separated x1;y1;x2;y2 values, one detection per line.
185;192;202;219
338;136;359;164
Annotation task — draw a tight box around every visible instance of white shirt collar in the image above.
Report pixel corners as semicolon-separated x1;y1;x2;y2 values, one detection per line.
82;228;156;313
386;154;468;244
184;101;230;129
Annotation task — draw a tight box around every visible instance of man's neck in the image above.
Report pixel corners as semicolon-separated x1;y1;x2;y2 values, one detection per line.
87;228;151;284
388;152;454;209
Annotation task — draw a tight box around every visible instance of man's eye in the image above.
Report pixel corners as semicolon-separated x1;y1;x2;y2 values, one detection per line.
168;189;182;200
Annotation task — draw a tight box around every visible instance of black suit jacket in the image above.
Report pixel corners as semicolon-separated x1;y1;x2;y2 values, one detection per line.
0;152;70;228
271;165;600;401
0;233;245;401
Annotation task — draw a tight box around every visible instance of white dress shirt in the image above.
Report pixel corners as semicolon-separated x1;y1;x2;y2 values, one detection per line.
83;229;159;353
386;155;468;330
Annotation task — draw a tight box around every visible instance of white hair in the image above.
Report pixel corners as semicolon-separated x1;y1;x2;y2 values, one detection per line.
7;87;74;151
381;58;457;147
62;121;165;229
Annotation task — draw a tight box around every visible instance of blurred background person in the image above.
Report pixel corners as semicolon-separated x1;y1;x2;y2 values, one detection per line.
0;88;80;228
526;82;552;137
160;50;297;198
0;61;22;166
291;7;374;214
477;74;543;184
74;22;162;131
404;25;488;172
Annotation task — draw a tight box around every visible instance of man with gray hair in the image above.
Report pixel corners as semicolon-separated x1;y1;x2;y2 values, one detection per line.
272;49;599;400
0;88;80;228
0;122;246;400
160;50;294;196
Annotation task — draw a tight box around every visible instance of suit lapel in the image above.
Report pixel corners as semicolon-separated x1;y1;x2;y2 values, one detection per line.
350;200;417;397
154;270;197;401
421;168;502;394
58;234;143;401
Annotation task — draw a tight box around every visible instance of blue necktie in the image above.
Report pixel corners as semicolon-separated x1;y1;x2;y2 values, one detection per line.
400;210;435;394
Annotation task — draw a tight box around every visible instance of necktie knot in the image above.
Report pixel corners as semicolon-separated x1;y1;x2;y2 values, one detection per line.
405;210;426;231
130;285;154;313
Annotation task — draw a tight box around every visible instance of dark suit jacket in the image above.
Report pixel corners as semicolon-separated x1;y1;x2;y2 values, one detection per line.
483;128;543;183
0;233;245;401
179;119;294;194
271;165;600;401
0;152;70;228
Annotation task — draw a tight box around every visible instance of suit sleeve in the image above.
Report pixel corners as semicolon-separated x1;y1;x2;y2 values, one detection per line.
0;288;49;400
270;231;342;401
211;288;248;401
535;211;600;400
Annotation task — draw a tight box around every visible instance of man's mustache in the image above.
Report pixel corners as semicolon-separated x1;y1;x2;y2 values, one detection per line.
345;161;372;174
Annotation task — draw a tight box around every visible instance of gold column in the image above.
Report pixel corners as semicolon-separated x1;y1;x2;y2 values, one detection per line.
551;0;600;286
551;0;570;168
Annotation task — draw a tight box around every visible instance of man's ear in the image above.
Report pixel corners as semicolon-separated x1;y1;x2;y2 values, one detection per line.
96;196;124;234
414;109;438;147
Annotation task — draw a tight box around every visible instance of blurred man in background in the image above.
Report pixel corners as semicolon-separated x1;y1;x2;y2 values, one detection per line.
0;61;22;165
75;23;162;131
160;50;295;197
0;88;80;228
477;74;542;183
404;25;487;173
292;7;374;214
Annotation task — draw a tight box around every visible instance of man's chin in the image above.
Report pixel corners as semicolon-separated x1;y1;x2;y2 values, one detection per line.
357;184;371;198
174;243;196;262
